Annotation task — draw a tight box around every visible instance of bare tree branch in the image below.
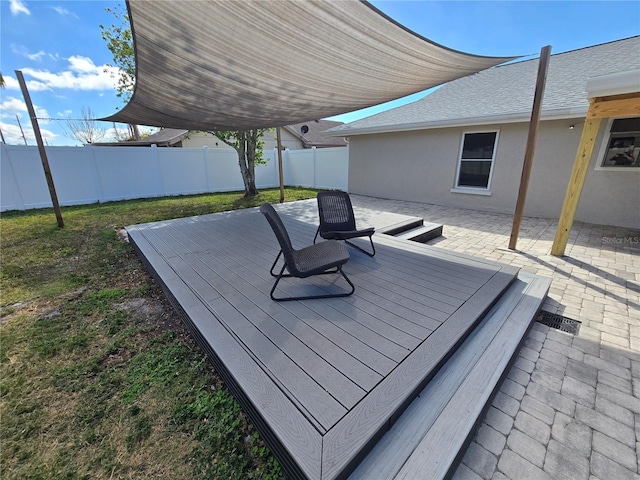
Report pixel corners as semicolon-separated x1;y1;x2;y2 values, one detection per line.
64;106;107;144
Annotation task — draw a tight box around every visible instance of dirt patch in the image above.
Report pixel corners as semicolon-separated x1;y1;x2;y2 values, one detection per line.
117;287;193;343
116;228;129;242
116;297;163;319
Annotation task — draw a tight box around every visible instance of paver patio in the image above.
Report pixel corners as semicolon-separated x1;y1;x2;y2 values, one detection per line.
348;195;639;480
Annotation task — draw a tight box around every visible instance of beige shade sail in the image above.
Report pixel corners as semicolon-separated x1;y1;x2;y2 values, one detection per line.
102;0;516;131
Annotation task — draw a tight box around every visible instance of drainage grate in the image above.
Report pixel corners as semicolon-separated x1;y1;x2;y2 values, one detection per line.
537;310;581;335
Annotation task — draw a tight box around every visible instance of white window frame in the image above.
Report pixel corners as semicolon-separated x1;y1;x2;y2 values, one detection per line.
450;129;499;195
594;117;640;172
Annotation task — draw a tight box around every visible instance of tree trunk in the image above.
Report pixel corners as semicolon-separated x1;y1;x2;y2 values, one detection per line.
245;130;258;196
237;130;259;197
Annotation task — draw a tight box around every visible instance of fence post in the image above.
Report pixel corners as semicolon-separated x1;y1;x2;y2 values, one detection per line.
284;148;290;187
312;146;317;188
86;144;105;203
150;144;166;197
2;144;25;210
203;146;212;193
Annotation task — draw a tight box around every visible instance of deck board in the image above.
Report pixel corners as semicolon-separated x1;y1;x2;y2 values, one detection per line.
128;223;324;478
349;273;550;479
395;274;551;479
126;204;519;479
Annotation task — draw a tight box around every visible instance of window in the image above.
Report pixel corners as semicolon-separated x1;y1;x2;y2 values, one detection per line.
600;117;640;168
454;131;498;190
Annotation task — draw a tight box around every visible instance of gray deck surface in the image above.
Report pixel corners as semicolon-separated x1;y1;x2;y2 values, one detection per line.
126;202;520;480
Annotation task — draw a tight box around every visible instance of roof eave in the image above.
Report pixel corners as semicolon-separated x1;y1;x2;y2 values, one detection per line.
329;106;590;136
587;69;640;98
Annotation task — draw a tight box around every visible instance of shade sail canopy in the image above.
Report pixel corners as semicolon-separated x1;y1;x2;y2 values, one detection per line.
103;0;516;131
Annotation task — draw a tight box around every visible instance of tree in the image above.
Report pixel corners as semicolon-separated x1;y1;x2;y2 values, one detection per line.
100;5;134;103
100;4;266;197
64;106;107;144
214;129;266;197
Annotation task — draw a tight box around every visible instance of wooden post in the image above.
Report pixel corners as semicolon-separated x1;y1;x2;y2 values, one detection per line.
16;70;64;228
276;126;285;203
550;91;639;256
551;115;601;256
508;45;551;250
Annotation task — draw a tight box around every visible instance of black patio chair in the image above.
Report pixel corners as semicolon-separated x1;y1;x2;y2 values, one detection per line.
314;191;376;257
260;203;355;301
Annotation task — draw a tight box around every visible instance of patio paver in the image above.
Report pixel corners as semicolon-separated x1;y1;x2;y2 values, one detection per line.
348;195;639;480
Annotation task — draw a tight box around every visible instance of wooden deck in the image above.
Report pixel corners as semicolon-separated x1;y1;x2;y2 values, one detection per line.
126;202;522;480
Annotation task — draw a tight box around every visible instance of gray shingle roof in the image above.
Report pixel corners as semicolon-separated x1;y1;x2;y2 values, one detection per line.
94;128;189;146
284;120;348;147
332;36;640;135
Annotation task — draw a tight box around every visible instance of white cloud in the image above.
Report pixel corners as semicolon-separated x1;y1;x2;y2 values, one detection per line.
1;75;20;90
51;6;77;18
0;122;30;144
27;50;47;61
16;56;121;92
0;97;28;117
4;56;120;92
68;56;103;74
1;96;51;125
10;0;30;16
99;125;160;143
11;44;49;61
0;120;57;145
139;126;160;136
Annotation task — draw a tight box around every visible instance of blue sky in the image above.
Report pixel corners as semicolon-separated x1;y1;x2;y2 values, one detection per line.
1;0;639;146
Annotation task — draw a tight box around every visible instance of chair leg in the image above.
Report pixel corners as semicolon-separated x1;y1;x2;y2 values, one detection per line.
269;250;284;277
345;235;376;257
270;265;355;302
269;250;340;278
316;231;376;257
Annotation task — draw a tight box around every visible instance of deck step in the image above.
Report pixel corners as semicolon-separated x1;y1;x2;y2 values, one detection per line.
377;217;424;236
378;217;443;243
349;272;551;480
392;222;443;243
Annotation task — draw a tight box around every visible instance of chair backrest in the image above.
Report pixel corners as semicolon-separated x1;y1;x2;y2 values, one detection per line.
260;203;297;270
317;191;356;233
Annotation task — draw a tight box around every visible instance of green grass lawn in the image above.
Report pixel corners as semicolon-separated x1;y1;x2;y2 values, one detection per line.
0;188;318;479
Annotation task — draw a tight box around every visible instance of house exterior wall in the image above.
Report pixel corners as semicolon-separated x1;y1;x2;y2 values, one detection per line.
348;119;639;228
262;128;304;150
182;130;303;151
181;131;234;149
578;121;640;228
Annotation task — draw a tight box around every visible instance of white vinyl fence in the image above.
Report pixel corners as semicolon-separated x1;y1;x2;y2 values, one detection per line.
0;143;348;211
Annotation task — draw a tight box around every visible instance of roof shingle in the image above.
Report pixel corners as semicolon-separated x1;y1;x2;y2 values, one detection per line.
333;36;640;134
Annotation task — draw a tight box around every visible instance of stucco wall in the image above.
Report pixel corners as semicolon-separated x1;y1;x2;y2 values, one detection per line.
348;119;639;228
262;128;303;150
181;130;303;150
182;131;233;149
